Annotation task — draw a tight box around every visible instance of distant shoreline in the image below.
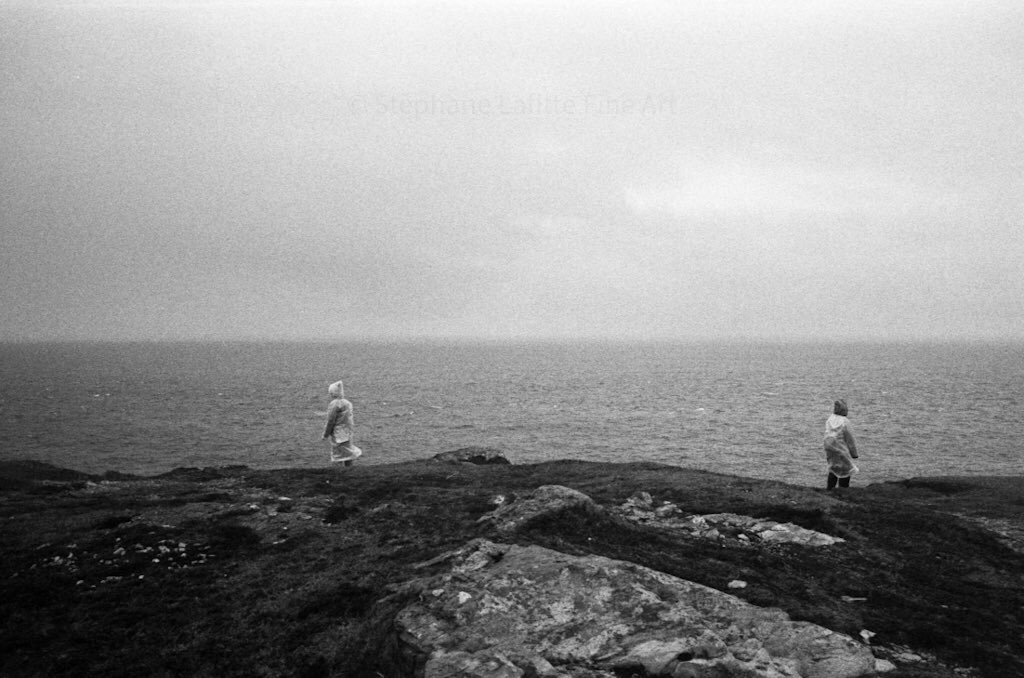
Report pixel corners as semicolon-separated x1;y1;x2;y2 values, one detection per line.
3;337;1024;347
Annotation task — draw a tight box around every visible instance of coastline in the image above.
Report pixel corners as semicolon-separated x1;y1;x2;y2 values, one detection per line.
3;455;1023;677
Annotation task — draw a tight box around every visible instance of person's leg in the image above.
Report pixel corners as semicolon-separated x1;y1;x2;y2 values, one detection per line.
838;475;850;488
827;472;838;489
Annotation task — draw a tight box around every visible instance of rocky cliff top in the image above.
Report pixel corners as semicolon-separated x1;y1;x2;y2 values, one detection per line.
2;454;1023;677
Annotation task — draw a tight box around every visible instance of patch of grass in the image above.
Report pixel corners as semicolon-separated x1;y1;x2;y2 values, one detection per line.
92;514;134;530
322;501;360;524
290;582;377;621
903;479;973;495
207;522;261;550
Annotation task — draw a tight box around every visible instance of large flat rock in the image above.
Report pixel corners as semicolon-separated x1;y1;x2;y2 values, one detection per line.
392;539;877;678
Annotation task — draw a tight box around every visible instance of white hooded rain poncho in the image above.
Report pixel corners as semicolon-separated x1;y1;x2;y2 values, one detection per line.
323;380;362;464
823;402;858;479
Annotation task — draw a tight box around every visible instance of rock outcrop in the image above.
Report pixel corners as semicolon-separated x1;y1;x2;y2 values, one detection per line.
615;492;846;547
478;484;598;535
432;447;511;465
391;539;877;678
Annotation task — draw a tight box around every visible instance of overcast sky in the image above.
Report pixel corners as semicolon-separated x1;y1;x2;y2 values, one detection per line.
2;1;1022;342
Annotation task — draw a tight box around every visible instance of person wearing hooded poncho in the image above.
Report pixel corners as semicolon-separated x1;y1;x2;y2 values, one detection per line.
824;399;858;488
322;380;362;465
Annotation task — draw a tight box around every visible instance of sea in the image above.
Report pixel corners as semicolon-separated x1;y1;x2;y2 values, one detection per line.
1;341;1022;488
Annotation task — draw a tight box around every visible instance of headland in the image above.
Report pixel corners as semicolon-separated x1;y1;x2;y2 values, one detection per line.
2;451;1023;677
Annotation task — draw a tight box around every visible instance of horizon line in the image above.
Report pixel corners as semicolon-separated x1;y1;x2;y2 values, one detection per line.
2;335;1023;346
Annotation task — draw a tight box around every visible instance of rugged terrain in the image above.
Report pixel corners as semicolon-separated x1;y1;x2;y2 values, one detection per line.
2;452;1023;677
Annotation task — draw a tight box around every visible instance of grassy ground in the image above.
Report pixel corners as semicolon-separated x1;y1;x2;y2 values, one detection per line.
2;459;1023;677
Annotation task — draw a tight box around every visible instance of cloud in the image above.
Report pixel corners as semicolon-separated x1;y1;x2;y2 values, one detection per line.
624;161;964;219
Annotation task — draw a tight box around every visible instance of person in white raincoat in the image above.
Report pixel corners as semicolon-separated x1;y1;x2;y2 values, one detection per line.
322;380;362;466
824;399;858;489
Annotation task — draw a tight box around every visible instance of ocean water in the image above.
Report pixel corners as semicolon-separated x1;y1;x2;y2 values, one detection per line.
1;341;1022;487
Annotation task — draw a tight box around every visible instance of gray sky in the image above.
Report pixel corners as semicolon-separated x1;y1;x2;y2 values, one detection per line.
2;1;1022;341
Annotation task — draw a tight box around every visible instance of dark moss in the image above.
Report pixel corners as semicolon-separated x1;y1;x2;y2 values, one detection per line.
206;522;261;549
92;514;134;530
322;500;360;524
290;582;377;621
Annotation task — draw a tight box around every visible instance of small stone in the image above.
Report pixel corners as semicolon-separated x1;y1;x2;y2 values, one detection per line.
875;659;897;673
728;579;748;589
